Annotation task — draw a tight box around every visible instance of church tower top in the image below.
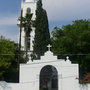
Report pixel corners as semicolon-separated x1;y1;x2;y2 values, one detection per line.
25;0;35;2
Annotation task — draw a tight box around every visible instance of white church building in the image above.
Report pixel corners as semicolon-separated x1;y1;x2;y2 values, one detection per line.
0;0;90;90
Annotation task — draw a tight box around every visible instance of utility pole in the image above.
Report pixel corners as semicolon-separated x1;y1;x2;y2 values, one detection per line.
26;33;28;62
17;0;23;83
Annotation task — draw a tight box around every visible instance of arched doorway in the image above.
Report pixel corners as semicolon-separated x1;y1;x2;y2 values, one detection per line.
40;65;58;90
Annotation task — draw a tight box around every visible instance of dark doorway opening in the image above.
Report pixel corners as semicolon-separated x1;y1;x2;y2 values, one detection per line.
40;65;58;90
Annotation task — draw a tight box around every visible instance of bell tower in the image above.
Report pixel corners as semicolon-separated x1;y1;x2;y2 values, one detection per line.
20;0;37;54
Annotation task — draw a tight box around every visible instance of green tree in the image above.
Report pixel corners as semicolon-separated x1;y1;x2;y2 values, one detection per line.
33;0;50;57
51;19;90;79
0;36;18;82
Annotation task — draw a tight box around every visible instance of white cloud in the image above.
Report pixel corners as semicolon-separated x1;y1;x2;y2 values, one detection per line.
0;14;18;42
0;0;90;42
7;34;18;42
0;28;18;42
0;15;18;26
43;0;90;21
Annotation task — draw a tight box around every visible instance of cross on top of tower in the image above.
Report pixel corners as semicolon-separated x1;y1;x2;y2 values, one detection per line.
47;44;52;51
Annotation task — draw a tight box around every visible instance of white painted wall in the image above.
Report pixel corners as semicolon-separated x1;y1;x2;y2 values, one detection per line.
0;82;90;90
19;50;79;90
1;50;89;90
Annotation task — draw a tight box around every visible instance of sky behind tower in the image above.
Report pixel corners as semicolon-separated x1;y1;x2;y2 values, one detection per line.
0;0;90;42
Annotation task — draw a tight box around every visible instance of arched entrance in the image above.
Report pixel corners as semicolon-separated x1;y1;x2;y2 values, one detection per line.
40;65;58;90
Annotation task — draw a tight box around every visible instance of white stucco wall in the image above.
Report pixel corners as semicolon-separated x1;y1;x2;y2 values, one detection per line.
0;51;89;90
19;51;79;90
0;82;90;90
21;28;25;50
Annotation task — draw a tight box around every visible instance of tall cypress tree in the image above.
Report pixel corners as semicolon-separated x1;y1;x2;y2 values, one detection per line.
33;0;50;57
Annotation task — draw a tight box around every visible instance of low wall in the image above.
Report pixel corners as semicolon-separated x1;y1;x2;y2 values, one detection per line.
0;81;90;90
0;81;36;90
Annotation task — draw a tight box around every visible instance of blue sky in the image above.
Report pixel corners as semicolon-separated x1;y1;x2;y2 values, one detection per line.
0;0;90;42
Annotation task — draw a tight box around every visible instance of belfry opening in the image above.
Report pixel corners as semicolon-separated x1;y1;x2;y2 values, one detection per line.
40;65;58;90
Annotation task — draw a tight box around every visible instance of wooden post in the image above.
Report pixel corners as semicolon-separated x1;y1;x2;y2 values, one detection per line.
17;6;23;83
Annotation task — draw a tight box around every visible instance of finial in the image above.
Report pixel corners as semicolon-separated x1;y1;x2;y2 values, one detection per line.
66;56;71;63
47;44;52;51
66;56;69;60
